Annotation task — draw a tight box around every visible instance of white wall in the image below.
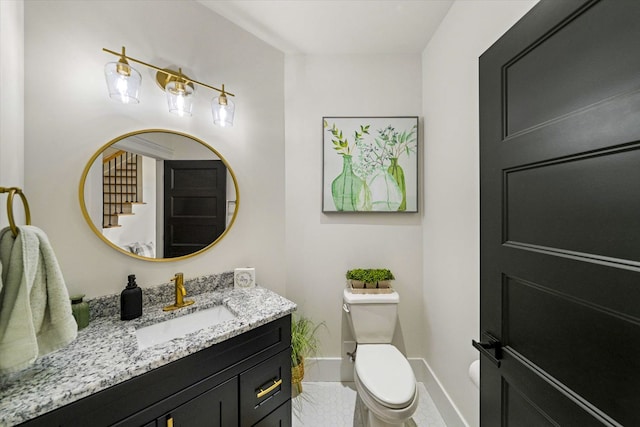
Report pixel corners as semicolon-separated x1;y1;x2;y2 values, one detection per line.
23;1;285;297
0;0;24;229
422;1;538;425
284;54;424;358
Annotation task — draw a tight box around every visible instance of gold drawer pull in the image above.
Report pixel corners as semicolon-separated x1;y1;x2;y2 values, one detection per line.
256;379;282;398
167;416;174;427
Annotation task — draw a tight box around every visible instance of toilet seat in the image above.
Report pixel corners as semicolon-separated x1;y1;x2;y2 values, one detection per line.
355;344;416;409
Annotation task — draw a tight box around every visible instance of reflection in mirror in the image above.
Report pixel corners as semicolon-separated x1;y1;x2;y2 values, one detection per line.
79;130;239;261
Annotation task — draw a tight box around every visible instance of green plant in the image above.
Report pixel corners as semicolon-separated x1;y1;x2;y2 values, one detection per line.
291;313;325;367
324;120;370;156
353;124;417;181
369;268;395;282
346;268;395;283
375;124;418;160
346;268;367;280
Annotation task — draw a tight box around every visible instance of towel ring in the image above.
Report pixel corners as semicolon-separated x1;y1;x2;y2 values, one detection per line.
0;187;31;237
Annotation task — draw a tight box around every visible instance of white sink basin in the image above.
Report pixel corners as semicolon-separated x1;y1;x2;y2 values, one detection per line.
135;305;236;350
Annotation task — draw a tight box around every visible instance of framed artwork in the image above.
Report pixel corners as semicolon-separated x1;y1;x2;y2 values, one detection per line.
322;116;419;212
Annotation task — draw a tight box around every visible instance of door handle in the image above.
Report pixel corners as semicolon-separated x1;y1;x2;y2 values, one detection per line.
472;331;502;367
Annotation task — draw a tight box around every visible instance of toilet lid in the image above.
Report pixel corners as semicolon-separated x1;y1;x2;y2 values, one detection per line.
355;345;416;409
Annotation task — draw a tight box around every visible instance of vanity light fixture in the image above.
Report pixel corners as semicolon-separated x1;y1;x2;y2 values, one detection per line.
102;46;235;126
165;68;194;117
212;85;235;127
104;47;141;104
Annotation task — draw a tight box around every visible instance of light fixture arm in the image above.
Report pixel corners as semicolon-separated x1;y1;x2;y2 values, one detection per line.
103;47;235;97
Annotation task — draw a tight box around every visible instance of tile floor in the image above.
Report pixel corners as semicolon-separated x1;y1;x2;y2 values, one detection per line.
292;382;447;427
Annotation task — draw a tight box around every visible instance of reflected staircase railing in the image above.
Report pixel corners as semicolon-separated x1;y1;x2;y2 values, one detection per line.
103;150;140;228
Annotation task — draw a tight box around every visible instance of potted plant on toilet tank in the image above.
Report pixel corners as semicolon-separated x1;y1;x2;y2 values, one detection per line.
346;268;395;289
291;313;325;394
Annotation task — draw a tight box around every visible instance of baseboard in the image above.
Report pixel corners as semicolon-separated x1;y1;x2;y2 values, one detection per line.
304;357;468;427
303;357;352;382
411;358;469;427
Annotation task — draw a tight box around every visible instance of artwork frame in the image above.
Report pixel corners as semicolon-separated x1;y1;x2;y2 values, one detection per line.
322;116;419;213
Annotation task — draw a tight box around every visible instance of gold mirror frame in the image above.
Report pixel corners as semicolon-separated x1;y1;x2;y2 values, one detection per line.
78;129;239;262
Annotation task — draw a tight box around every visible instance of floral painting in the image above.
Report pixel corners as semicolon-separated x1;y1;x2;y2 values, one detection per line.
322;116;418;212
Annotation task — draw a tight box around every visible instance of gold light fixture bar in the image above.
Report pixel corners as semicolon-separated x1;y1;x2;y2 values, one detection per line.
102;47;235;97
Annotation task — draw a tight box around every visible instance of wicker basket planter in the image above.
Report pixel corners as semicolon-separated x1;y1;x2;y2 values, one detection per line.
291;314;324;395
292;358;305;393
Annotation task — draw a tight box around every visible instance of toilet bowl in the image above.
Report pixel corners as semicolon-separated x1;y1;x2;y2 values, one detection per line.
354;344;419;426
343;289;418;427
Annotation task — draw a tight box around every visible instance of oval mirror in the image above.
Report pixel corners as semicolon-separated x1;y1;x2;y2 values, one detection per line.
79;129;239;261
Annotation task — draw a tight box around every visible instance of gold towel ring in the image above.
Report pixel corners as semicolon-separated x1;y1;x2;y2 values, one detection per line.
0;187;32;237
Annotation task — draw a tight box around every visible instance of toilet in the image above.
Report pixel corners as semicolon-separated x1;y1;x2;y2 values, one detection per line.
343;289;418;427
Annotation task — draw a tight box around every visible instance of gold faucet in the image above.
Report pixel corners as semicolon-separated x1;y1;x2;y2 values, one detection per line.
163;273;195;311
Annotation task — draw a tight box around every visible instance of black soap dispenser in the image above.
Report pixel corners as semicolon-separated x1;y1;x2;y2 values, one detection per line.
121;274;142;320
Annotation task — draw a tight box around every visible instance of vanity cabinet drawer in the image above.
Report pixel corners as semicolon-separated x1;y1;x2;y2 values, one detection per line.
240;347;291;427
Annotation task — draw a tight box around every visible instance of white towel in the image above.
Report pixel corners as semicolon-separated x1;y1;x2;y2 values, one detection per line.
0;225;77;374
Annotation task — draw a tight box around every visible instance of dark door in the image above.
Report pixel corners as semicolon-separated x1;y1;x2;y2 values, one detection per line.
479;0;640;425
164;160;227;258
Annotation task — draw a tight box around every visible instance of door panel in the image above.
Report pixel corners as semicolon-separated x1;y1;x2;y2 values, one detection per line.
505;146;640;261
502;380;557;427
501;360;608;426
163;160;227;258
504;274;640;416
479;0;640;425
504;0;640;135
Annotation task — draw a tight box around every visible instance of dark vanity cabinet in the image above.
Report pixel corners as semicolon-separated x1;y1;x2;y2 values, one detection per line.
20;315;291;427
153;377;239;426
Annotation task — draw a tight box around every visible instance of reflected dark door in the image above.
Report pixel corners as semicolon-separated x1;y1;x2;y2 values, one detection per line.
164;160;226;258
479;0;640;425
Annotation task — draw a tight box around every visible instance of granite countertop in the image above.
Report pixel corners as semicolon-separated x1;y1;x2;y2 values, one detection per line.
0;272;296;426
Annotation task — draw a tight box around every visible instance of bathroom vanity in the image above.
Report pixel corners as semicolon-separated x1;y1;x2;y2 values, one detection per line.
22;316;291;427
0;274;296;427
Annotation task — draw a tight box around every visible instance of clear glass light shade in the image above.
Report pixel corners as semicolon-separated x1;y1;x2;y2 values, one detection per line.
166;81;194;117
104;62;141;104
212;95;235;127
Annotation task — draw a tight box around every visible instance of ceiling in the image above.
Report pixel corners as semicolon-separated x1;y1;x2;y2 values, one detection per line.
198;0;455;55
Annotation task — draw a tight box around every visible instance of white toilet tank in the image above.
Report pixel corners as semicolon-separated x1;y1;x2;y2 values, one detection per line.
343;289;399;343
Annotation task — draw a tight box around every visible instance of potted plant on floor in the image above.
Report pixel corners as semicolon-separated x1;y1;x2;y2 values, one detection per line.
291;313;325;394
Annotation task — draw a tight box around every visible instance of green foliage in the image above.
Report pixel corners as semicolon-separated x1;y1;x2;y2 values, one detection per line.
345;268;366;280
353;123;417;180
346;268;395;283
375;124;418;161
324;120;370;156
291;313;325;367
